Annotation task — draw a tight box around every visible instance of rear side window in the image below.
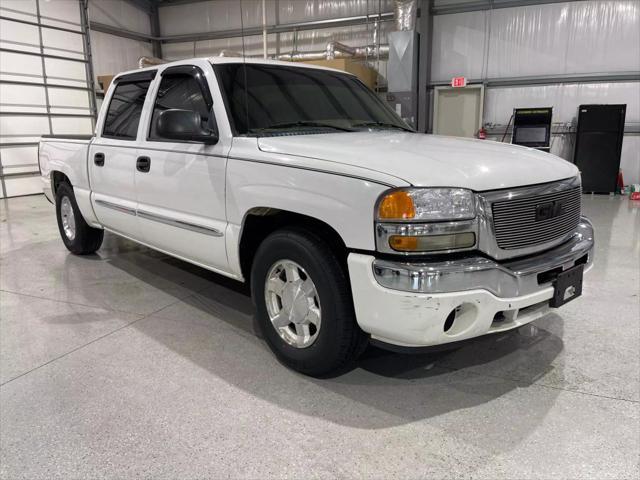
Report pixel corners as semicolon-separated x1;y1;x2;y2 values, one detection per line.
149;73;212;140
102;80;151;140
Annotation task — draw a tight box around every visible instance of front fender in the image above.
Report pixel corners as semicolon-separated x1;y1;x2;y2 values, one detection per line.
225;158;391;277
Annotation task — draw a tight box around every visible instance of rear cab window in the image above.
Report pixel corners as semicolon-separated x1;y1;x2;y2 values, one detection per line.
102;70;156;140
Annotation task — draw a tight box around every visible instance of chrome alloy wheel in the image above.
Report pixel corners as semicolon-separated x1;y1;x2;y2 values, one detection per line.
264;260;321;348
60;196;76;241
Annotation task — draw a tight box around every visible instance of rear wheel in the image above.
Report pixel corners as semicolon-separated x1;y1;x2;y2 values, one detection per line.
251;227;366;376
55;182;103;255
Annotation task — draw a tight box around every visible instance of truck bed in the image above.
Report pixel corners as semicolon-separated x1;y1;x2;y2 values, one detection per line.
39;136;93;203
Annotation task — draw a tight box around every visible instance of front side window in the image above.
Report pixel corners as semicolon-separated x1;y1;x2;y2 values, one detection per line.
103;80;151;140
215;63;411;136
149;73;212;140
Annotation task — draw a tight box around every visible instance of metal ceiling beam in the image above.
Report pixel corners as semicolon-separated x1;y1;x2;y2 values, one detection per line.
431;0;572;16
0;47;88;63
0;15;83;34
89;21;156;43
154;0;222;6
429;72;640;88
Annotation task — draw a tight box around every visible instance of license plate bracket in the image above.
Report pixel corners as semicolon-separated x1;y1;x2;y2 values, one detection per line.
550;264;584;308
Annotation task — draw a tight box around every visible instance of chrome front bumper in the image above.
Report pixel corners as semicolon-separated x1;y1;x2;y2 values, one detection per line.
373;217;594;298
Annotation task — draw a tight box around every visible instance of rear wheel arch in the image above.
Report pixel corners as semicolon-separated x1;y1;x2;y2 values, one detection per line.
51;171;71;195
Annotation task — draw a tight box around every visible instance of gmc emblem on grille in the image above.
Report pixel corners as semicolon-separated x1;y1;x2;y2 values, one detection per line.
535;201;564;221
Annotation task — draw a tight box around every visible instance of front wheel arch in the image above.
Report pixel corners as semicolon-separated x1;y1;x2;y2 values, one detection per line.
239;208;349;282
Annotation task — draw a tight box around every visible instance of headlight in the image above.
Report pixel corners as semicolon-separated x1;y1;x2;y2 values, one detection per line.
377;188;476;222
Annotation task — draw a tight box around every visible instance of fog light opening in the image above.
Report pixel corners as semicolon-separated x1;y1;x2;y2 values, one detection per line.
443;308;457;332
444;303;478;336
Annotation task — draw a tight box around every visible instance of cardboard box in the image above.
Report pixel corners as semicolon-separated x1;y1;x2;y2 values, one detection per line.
301;59;378;90
97;75;115;93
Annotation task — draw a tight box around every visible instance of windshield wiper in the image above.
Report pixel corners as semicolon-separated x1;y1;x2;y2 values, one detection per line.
351;121;413;132
252;121;355;132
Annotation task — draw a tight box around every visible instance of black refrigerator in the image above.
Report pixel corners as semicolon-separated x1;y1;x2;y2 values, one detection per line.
573;104;626;193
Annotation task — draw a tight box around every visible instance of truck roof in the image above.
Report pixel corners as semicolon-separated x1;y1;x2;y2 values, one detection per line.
114;56;351;82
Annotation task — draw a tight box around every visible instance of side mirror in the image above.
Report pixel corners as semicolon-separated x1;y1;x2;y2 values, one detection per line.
156;109;218;144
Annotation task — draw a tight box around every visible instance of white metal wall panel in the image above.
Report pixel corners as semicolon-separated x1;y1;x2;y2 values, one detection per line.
48;87;91;114
44;57;87;86
431;1;640;82
431;10;486;82
90;30;153;78
0;51;43;83
487;3;571;79
484;83;640;126
0;83;47;112
0;18;41;53
0;0;92;198
41;27;85;61
51;116;93;135
38;0;81;28
88;0;152;35
565;1;640;74
4;176;43;197
1;145;39;173
620;136;640;186
0;0;37;18
159;0;393;35
159;0;277;36
0;115;49;136
162;41;197;61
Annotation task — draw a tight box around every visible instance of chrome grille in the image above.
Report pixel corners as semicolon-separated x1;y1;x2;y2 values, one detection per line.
491;186;582;250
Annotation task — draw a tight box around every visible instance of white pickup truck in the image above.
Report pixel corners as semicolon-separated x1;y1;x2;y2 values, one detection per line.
39;57;594;376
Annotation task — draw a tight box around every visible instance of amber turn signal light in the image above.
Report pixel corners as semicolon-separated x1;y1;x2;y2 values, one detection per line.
389;232;476;252
378;191;416;220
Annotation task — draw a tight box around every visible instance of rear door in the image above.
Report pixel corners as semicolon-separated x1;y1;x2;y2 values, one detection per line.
89;70;155;240
135;63;231;273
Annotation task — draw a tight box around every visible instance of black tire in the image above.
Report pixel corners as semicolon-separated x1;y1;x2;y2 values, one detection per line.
251;227;367;376
55;182;104;255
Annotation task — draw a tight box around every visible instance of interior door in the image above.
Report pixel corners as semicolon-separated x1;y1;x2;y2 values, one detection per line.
434;85;484;138
135;64;230;273
90;71;155;240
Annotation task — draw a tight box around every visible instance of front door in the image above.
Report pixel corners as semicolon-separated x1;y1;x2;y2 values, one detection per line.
90;71;155;240
135;64;230;274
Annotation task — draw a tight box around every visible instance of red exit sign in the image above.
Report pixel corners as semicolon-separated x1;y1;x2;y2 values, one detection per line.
451;76;467;87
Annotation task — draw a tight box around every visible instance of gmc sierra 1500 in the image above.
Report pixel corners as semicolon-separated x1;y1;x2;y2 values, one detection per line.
39;57;594;376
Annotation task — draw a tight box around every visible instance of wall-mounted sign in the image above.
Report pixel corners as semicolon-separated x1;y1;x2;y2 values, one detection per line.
451;76;467;88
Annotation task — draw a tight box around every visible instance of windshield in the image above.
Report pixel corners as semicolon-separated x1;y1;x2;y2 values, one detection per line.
214;63;412;136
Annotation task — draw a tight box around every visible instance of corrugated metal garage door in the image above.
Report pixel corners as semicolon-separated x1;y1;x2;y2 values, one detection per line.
0;0;97;198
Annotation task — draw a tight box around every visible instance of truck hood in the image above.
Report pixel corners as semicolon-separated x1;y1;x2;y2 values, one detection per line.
257;131;579;191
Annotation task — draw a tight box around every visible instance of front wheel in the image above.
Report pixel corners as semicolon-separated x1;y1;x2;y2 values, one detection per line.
251;227;366;376
55;182;104;255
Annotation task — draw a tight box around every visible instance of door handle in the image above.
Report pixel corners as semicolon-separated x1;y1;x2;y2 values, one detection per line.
136;156;151;173
94;152;105;166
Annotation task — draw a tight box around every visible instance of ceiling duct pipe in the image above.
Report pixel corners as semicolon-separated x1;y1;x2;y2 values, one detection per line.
325;41;356;60
394;0;418;31
138;56;166;69
275;45;389;62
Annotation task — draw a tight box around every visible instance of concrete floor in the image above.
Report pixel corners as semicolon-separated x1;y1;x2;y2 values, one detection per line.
0;194;638;480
